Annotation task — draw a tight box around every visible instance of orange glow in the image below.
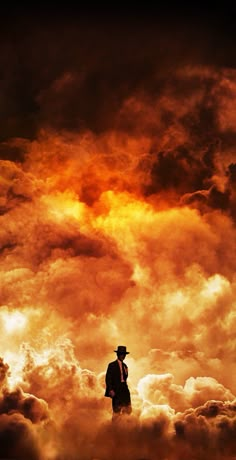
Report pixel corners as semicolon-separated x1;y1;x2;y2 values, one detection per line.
1;62;236;459
41;192;87;221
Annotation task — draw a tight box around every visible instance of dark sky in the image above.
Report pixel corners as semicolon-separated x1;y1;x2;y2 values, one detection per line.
0;2;236;143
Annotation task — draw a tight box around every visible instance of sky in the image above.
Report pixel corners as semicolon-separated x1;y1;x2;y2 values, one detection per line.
0;3;236;459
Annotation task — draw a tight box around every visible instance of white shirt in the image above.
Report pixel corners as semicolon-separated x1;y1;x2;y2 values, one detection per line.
117;359;125;382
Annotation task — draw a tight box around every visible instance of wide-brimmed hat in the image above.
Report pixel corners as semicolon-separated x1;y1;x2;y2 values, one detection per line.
114;345;130;354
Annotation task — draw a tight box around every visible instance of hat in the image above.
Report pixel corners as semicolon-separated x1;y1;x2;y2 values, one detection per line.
114;345;130;354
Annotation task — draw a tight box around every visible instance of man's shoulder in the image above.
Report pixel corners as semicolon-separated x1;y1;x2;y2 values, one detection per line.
107;360;118;367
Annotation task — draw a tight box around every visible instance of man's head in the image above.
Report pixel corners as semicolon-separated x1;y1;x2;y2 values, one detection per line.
114;345;129;360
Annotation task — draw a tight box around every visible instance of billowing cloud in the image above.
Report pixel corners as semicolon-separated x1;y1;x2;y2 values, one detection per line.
0;7;236;458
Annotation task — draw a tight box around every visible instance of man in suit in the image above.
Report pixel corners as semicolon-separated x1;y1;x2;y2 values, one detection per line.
105;345;132;419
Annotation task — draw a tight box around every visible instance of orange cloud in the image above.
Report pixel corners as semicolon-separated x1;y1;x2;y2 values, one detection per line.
1;61;236;458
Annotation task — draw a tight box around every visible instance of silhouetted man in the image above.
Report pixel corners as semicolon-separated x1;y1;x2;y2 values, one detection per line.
105;345;132;419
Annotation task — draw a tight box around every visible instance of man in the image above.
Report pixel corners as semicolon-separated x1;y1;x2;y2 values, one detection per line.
105;345;132;419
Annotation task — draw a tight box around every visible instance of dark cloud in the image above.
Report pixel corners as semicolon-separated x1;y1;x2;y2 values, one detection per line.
0;368;49;460
0;413;41;459
0;2;235;141
174;400;236;459
0;387;49;423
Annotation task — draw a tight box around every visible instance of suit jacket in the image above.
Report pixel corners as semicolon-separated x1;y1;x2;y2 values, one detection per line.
104;359;128;397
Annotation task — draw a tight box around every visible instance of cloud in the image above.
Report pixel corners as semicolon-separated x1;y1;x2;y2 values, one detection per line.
0;12;236;458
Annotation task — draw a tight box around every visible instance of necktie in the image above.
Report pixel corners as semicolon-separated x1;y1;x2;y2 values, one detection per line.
122;363;126;381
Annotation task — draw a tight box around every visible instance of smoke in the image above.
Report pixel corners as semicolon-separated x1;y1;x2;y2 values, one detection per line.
0;6;236;459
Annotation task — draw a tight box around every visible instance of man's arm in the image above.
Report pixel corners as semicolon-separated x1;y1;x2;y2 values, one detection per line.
105;363;115;397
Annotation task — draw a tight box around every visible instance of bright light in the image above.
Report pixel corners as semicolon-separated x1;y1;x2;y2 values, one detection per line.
201;274;229;298
41;192;86;221
1;311;27;334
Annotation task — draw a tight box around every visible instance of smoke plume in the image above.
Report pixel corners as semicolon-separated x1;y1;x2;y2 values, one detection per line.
0;5;236;459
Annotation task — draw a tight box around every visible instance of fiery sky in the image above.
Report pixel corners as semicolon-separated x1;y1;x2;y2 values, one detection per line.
0;4;236;460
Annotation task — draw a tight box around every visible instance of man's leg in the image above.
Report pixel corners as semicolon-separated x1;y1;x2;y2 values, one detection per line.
112;395;122;421
118;384;132;415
